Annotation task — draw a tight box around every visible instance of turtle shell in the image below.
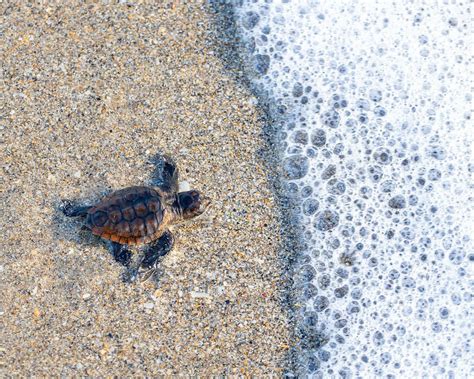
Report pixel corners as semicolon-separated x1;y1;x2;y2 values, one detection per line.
86;186;166;246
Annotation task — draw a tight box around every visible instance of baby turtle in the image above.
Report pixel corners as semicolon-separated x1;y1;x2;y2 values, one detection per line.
61;156;210;282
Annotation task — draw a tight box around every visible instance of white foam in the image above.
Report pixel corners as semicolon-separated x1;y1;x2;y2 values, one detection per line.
233;0;473;377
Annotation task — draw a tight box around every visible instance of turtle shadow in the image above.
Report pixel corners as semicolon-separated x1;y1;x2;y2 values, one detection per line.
46;200;112;287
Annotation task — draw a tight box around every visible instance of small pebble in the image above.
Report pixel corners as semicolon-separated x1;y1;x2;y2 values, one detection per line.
190;291;211;299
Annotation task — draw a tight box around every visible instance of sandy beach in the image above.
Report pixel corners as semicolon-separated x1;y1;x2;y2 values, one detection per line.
0;2;290;375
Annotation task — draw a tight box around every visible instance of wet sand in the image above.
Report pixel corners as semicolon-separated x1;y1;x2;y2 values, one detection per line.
0;2;290;376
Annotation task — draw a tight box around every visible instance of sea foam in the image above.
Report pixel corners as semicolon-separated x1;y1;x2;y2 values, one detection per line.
232;0;472;377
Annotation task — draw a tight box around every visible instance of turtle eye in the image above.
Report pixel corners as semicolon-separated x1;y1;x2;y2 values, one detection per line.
181;194;194;209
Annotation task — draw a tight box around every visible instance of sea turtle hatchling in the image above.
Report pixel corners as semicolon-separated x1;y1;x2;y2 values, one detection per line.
61;156;211;282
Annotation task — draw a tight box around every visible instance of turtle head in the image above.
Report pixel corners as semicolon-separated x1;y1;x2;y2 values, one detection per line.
173;190;211;221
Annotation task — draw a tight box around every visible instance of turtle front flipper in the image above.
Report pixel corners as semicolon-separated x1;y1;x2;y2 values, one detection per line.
159;155;179;194
125;231;174;283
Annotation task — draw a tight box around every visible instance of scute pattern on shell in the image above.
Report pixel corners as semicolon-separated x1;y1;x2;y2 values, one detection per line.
86;186;165;245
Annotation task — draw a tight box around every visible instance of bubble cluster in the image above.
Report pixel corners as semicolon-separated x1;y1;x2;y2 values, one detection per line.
233;0;472;377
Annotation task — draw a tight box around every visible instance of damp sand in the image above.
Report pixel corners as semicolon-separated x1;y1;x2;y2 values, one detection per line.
0;3;290;375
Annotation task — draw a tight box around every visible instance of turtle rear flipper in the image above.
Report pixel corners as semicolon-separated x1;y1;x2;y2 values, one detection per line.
60;200;91;217
110;242;132;267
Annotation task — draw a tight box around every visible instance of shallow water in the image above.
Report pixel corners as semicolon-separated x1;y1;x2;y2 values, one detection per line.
232;0;472;377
